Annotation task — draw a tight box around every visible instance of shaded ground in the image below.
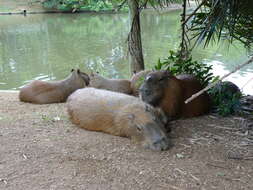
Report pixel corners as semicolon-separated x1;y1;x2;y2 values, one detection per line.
0;91;253;190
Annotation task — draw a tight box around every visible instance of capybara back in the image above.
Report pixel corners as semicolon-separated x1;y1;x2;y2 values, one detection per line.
19;69;89;104
89;73;132;95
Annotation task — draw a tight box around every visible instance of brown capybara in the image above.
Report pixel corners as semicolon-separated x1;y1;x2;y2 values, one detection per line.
19;69;90;104
130;70;151;96
88;72;132;95
139;70;211;119
67;87;171;151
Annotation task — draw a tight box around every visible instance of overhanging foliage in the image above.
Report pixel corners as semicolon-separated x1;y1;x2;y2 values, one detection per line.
188;0;253;50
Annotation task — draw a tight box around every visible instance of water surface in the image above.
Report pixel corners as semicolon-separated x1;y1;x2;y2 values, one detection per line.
0;10;252;94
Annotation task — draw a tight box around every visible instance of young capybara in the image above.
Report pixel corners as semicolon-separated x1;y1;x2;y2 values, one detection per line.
67;87;171;151
88;72;132;95
19;69;90;104
139;70;211;119
130;70;151;96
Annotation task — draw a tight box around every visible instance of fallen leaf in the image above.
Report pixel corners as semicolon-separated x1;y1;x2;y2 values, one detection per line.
176;153;184;159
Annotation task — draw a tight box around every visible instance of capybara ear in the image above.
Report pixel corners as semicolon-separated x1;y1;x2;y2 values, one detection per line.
71;69;75;72
77;69;80;74
164;70;172;77
145;75;152;82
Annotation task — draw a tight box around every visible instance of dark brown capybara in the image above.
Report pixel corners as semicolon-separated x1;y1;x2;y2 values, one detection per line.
130;70;151;96
67;87;171;151
211;81;241;96
88;72;132;95
139;70;211;119
19;69;89;104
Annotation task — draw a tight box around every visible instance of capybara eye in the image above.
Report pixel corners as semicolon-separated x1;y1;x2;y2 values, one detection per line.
145;76;152;82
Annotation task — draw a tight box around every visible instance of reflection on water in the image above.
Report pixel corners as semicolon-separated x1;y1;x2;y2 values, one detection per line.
0;10;252;94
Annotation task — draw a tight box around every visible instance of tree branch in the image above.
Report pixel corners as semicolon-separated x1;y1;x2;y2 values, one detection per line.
116;0;127;11
185;56;253;104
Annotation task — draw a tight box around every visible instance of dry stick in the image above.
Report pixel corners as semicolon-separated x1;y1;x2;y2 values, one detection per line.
185;56;253;104
241;76;253;90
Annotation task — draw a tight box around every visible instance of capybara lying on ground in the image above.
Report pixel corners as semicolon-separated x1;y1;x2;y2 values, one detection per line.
130;70;151;96
19;69;89;104
88;72;132;95
139;70;211;119
67;88;170;151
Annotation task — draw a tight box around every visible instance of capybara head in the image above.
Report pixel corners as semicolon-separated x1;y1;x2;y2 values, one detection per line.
71;69;90;86
88;72;104;87
117;103;171;151
139;70;172;106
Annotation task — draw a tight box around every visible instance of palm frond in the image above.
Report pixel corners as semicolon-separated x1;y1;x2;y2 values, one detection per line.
188;0;253;50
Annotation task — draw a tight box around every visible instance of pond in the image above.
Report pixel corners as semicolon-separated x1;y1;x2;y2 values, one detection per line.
0;10;252;95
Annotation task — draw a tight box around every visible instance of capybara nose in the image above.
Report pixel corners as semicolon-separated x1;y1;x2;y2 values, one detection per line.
152;137;171;151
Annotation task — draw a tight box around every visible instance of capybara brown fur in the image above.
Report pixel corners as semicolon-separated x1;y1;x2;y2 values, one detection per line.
130;70;151;96
67;88;171;151
139;70;211;119
19;69;90;104
88;72;132;95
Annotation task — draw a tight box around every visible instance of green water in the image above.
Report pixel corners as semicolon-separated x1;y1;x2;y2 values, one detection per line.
0;10;252;94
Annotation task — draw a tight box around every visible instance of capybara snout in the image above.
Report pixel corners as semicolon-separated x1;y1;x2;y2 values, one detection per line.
141;122;171;151
148;136;170;151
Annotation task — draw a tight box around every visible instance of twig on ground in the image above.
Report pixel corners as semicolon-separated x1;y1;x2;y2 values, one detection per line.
0;178;7;185
189;173;200;182
206;162;230;170
207;124;238;131
174;168;187;175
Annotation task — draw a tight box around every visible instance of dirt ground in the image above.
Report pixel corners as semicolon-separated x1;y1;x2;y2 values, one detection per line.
0;91;252;190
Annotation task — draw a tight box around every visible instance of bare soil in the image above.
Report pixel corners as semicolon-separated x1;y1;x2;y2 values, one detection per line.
0;91;253;190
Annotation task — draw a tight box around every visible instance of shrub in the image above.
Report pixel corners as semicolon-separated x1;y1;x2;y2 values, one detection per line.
208;81;242;116
42;0;128;12
154;50;215;87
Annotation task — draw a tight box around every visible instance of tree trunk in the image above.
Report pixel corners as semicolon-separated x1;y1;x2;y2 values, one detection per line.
127;0;144;74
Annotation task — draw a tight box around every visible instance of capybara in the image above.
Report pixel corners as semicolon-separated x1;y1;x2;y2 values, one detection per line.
19;69;90;104
211;81;241;97
67;88;170;151
88;72;132;95
130;70;151;96
139;70;211;119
